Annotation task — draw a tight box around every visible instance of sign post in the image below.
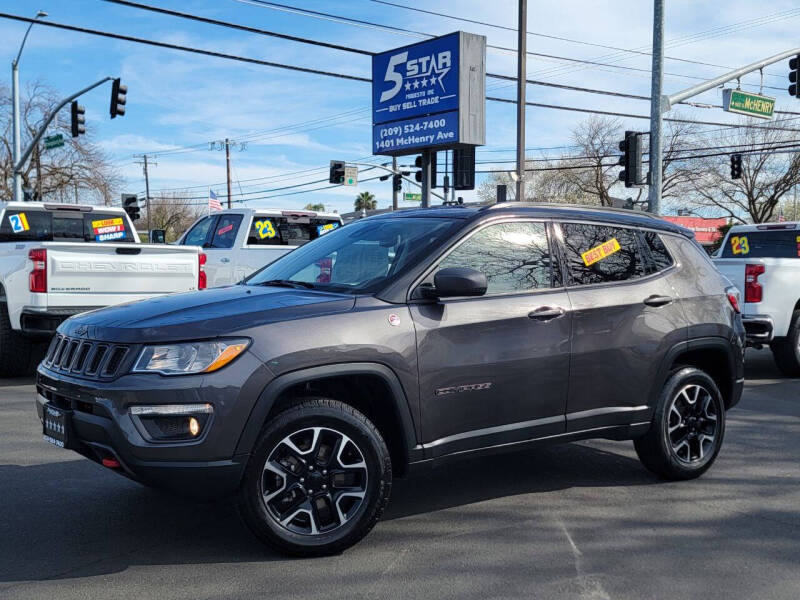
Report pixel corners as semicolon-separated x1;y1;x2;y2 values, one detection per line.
722;89;775;120
372;31;486;207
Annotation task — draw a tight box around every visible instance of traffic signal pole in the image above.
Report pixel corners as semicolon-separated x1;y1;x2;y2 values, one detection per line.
515;0;527;203
420;149;432;208
13;76;114;194
647;0;664;214
392;156;398;210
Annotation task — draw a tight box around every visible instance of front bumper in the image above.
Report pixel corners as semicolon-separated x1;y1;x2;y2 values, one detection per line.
742;314;774;345
35;351;273;498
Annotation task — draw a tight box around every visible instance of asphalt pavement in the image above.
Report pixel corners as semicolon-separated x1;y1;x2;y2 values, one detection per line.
1;349;798;600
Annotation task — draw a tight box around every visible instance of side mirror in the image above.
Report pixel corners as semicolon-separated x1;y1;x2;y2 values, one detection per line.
149;229;166;244
431;267;487;298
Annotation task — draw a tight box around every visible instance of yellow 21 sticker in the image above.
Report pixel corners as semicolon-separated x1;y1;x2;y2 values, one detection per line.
9;212;29;233
255;219;276;239
730;235;750;255
581;238;621;267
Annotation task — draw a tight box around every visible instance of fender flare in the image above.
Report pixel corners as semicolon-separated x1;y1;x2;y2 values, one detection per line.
234;362;419;463
652;336;740;407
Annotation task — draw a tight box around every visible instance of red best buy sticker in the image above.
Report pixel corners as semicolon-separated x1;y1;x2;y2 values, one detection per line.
581;238;621;267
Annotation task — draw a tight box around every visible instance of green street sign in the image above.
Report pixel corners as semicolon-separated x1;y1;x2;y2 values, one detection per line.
722;89;775;120
404;192;422;203
44;134;65;150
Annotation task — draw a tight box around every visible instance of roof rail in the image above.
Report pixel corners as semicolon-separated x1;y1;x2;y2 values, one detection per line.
487;201;664;220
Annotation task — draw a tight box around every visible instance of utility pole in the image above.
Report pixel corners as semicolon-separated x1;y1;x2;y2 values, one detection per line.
135;154;154;232
647;0;665;214
225;138;232;209
515;0;527;202
392;156;398;210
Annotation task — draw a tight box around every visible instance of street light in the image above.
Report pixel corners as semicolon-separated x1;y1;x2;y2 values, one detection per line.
12;10;47;203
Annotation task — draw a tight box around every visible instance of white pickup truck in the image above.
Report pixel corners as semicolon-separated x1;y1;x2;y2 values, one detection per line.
0;201;206;376
176;208;343;288
713;221;800;375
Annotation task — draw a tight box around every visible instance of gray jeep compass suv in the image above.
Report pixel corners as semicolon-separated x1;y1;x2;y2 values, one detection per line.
36;204;745;556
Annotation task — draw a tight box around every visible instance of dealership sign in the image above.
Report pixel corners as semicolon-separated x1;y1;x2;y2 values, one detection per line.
372;31;486;156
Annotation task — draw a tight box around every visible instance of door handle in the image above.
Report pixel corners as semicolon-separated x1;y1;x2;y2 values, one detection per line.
643;294;673;307
220;257;231;263
528;306;566;321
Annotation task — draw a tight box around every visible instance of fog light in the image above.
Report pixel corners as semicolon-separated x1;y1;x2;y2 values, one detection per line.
129;404;213;441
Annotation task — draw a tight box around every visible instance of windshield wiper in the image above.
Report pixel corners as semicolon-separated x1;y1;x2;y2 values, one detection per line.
254;279;316;290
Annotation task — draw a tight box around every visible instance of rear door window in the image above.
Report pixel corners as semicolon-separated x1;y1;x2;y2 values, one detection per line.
209;214;243;249
640;231;675;273
561;222;646;286
247;216;342;246
720;229;800;258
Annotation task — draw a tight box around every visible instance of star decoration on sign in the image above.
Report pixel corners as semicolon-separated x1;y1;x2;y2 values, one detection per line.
405;82;411;91
413;80;420;89
420;78;428;87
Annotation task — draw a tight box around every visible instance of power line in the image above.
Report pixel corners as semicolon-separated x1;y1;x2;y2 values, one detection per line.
0;12;371;82
367;0;787;79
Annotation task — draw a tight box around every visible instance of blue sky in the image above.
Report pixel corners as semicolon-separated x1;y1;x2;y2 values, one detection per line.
2;0;799;214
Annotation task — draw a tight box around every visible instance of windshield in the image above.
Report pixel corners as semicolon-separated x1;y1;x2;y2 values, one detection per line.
720;228;800;259
246;217;457;294
0;209;135;243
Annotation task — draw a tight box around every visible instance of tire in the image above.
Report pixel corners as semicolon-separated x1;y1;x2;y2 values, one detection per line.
634;367;726;480
237;398;392;557
0;301;35;377
770;310;800;377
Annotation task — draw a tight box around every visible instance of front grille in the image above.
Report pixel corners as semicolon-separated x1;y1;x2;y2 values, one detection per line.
43;334;131;380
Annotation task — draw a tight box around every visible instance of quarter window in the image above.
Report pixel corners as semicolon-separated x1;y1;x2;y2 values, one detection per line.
641;231;674;272
561;223;645;285
437;221;555;294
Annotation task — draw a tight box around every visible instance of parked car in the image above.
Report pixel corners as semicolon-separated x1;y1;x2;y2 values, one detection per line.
176;208;343;288
0;201;206;376
36;203;744;555
713;221;800;375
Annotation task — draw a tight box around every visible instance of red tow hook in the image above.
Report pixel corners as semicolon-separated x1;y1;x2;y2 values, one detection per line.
102;457;121;469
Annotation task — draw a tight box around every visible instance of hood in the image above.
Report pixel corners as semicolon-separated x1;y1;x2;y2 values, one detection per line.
59;284;356;343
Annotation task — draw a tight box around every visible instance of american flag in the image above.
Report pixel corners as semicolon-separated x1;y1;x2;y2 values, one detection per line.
209;189;222;212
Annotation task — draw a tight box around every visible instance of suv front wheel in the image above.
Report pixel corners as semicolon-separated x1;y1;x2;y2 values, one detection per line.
238;398;392;556
634;367;726;480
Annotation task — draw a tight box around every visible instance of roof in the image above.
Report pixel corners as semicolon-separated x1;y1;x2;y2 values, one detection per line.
373;202;694;237
726;222;799;232
0;201;125;213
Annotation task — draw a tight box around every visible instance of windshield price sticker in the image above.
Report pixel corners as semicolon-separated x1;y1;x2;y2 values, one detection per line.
373;111;459;153
255;220;277;239
730;235;750;255
581;238;621;267
9;213;30;233
317;222;340;236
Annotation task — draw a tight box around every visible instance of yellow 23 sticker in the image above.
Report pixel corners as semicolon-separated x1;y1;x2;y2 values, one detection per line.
254;219;276;239
730;235;750;255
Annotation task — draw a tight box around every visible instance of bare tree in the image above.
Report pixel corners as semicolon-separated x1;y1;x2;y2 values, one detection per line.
0;82;121;203
142;192;206;242
689;120;800;223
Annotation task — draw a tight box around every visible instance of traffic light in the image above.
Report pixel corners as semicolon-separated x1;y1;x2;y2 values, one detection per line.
122;194;140;221
453;147;476;190
789;56;800;98
329;160;345;184
70;101;85;138
393;174;402;192
730;153;743;180
618;131;643;188
413;152;437;184
110;78;127;118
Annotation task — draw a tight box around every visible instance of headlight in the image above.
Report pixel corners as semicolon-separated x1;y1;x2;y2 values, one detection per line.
133;338;250;375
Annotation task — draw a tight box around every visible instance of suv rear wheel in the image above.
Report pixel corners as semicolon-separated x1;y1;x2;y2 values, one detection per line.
634;367;726;480
770;310;800;377
238;398;391;556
